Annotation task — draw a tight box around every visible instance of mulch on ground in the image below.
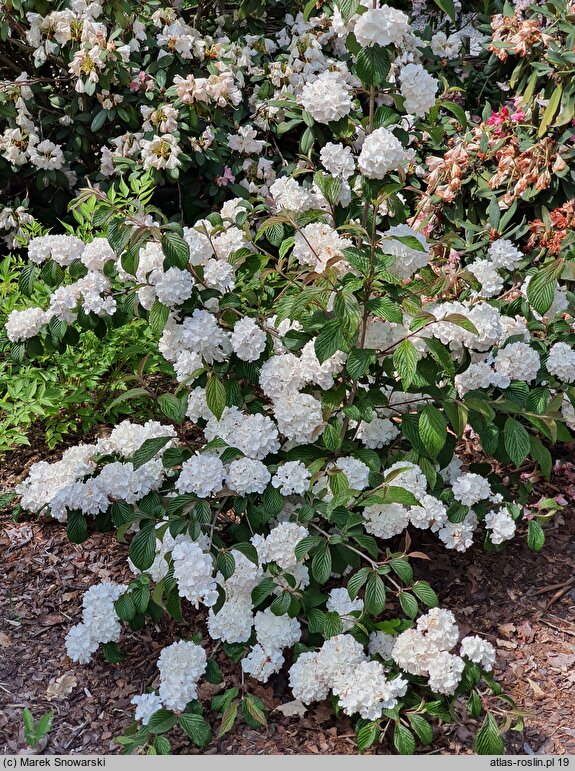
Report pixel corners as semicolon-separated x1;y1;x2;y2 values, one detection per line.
1;436;574;755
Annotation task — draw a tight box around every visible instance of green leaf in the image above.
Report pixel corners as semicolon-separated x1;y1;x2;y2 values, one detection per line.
158;393;187;425
407;714;433;745
394;723;416;755
431;0;455;21
412;581;439;608
475;713;504;755
206;375;226;420
356;721;380;752
251;577;276;607
242;694;267;728
527;261;564;315
218;702;238;737
355;45;391;87
147;709;177;734
234;542;259;565
538;84;563;138
314;318;346;364
364;573;386;615
441;313;478;336
161;231;190;269
294;535;322;562
339;0;360;22
347;567;371;600
366;297;403;323
323;611;344;638
346;348;376;379
418;405;447;457
149;300;170;336
441;99;467;128
311;545;332;584
529;435;552;479
205;659;224;685
102;641;126;663
66;511;88;544
131;436;172;470
393;339;419;388
527;520;545;551
503;417;530;467
399;592;418;619
216;550;235;580
179;713;211;748
19;264;36;297
129;525;157;571
114;593;136;621
488;196;501;230
388;558;413;584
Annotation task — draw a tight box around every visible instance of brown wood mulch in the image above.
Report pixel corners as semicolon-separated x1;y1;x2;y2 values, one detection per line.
1;437;575;756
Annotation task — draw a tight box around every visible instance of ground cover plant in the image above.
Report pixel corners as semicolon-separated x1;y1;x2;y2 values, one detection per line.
1;0;575;756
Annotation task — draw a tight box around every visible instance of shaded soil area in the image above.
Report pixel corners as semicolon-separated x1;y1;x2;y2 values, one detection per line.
1;438;574;755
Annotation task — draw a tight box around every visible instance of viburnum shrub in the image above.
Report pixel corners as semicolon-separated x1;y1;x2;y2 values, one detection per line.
5;0;575;758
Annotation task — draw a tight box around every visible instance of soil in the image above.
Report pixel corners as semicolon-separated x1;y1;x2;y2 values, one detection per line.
1;434;574;756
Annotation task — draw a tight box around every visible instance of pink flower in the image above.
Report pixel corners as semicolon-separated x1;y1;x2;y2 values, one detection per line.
511;109;525;122
129;71;149;92
215;166;235;187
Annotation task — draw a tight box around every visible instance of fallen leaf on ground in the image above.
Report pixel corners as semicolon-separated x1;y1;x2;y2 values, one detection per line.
527;678;545;697
0;632;12;648
46;674;77;701
275;700;307;718
547;653;575;670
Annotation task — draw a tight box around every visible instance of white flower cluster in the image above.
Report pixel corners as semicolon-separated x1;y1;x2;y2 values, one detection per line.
65;581;127;664
392;609;495;694
289;634;407;719
399;63;438;117
157;640;207;711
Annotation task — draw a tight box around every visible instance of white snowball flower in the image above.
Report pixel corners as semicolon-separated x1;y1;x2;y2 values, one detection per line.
468;260;504;298
230;317;267;361
157;640;207;710
207;596;254;644
460;635;496;671
547;342;575;383
176;455;226;498
271;461;311;496
356;417;399;448
451;472;492;507
254;608;301;650
354;5;410;48
485;509;516;544
416;608;459;651
494;342;540;384
487;239;523;270
131;693;163;725
241;644;284;683
427;651;465;695
154;267;194;307
298;71;353;124
226;457;271;495
358;127;405;179
289;651;330;704
273;393;324;443
368;631;396;659
172;541;218;608
363;502;410;539
399;63;438;117
65;624;99;664
320;142;355;179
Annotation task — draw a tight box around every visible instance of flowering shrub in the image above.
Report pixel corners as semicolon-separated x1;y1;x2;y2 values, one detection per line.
4;0;575;758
